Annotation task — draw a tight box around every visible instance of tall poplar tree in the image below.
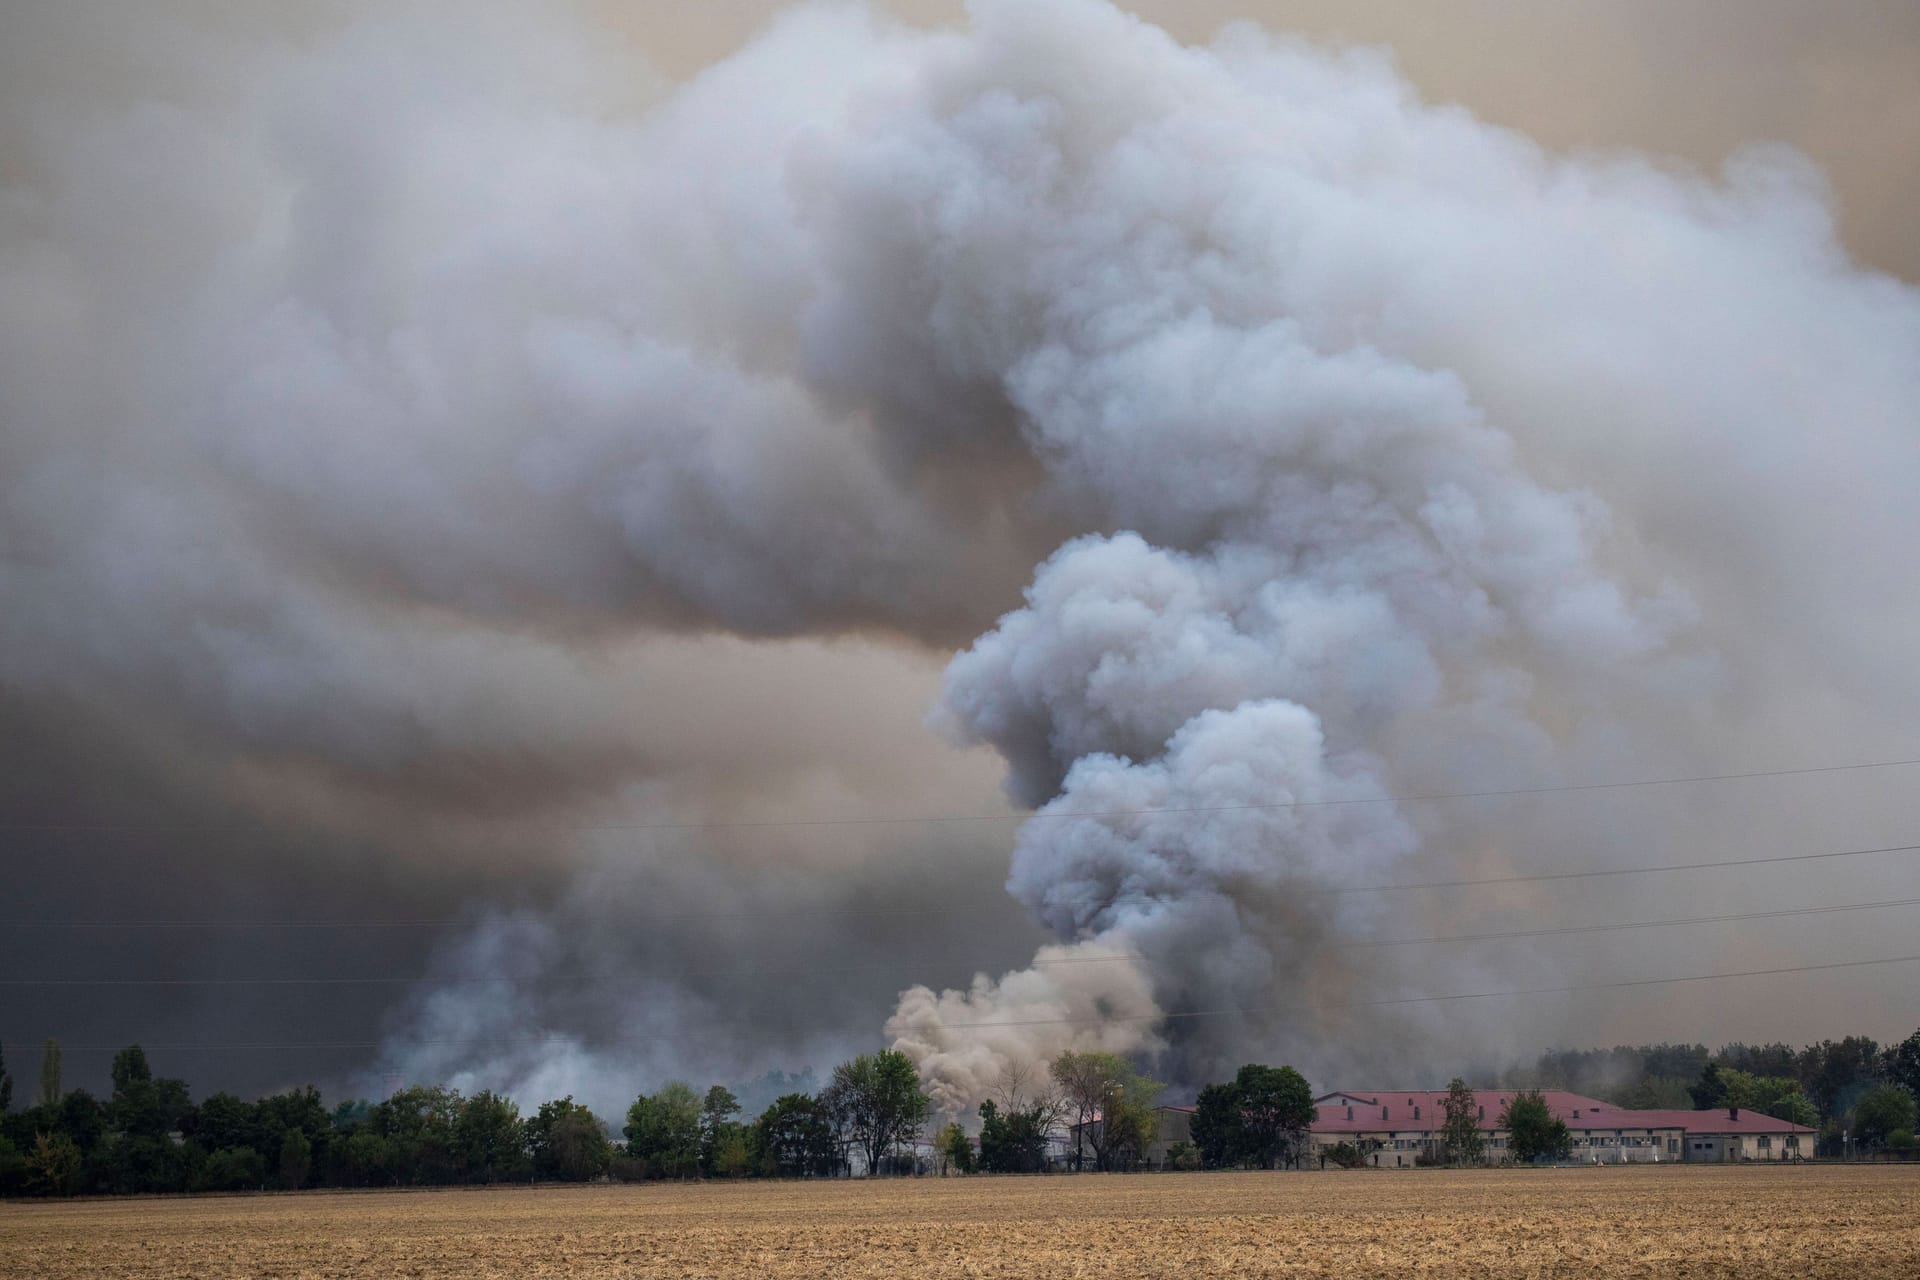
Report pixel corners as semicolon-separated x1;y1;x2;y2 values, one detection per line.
38;1039;62;1108
1439;1079;1486;1166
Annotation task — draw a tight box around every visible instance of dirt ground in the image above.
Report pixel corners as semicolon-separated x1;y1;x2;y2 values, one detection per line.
3;1164;1916;1278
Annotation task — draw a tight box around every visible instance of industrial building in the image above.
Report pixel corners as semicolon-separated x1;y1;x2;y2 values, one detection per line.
1307;1089;1815;1166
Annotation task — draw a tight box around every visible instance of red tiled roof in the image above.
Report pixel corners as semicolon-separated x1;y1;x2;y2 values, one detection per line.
1583;1108;1814;1135
1310;1089;1609;1133
1309;1090;1813;1135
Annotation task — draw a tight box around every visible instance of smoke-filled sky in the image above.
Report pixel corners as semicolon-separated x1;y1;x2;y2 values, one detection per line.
2;0;1917;1119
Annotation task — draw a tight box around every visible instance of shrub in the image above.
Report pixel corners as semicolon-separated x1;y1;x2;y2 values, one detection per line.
1324;1142;1364;1169
199;1145;265;1192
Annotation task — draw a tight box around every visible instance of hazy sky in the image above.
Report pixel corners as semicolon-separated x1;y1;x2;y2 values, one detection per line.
1;0;1915;1115
603;0;1920;282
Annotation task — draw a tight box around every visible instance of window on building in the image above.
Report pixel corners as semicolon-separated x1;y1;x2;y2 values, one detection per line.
1382;1106;1389;1121
1757;1136;1771;1149
1413;1106;1421;1120
1787;1136;1800;1149
1668;1139;1678;1152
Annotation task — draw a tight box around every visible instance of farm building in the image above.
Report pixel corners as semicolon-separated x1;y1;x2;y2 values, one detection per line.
1308;1090;1815;1165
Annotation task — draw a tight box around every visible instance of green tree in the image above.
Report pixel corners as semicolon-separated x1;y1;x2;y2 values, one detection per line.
823;1050;930;1177
38;1040;61;1109
624;1082;703;1179
1802;1036;1883;1119
1883;1029;1920;1099
1688;1061;1728;1110
191;1092;260;1155
1234;1064;1317;1169
936;1120;974;1174
1189;1080;1242;1168
453;1090;527;1183
1050;1051;1162;1172
331;1098;373;1133
336;1131;392;1187
1323;1141;1364;1169
278;1126;312;1189
198;1145;265;1192
528;1096;611;1182
1439;1079;1487;1167
256;1087;331;1183
100;1045;191;1193
976;1098;1053;1173
752;1094;838;1178
28;1131;83;1195
0;1134;27;1194
707;1125;753;1177
1102;1094;1160;1170
699;1085;744;1176
55;1090;108;1154
1501;1090;1571;1163
1851;1083;1918;1149
372;1085;461;1184
1614;1076;1693;1110
1718;1069;1817;1127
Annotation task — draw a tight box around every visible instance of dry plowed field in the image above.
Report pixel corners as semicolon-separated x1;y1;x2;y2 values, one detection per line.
4;1164;1916;1278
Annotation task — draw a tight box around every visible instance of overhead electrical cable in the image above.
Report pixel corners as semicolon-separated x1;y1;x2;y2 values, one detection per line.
5;839;1917;929
7;895;1919;986
5;755;1919;835
30;951;1920;1051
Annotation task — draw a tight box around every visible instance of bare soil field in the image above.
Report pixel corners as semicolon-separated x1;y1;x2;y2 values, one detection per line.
3;1164;1916;1279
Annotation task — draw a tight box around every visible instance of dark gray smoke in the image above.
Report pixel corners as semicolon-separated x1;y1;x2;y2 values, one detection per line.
3;1;1917;1118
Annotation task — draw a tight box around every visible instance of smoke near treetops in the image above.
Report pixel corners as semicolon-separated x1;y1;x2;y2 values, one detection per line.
2;0;1917;1120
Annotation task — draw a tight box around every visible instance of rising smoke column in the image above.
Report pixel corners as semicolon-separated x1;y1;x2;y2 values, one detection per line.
877;0;1805;1107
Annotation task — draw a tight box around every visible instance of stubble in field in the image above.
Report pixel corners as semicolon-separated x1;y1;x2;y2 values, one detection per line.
4;1164;1917;1278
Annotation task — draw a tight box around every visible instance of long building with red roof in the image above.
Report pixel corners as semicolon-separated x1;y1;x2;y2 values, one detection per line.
1310;1089;1815;1166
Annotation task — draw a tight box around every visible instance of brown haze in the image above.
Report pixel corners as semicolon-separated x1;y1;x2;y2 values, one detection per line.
1;1;1915;1117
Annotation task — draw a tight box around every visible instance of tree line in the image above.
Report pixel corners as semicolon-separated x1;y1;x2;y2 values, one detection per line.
1503;1029;1920;1156
0;1042;938;1197
3;1026;1913;1195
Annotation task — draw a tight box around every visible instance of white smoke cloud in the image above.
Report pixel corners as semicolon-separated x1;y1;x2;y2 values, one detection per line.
853;0;1917;1103
3;0;1917;1109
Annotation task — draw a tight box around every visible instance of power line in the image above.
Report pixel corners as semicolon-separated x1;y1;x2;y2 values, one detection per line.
8;894;1919;986
1343;895;1920;948
0;952;1121;988
5;839;1917;930
960;953;1920;1031
6;755;1918;836
31;951;1920;1051
1325;840;1920;895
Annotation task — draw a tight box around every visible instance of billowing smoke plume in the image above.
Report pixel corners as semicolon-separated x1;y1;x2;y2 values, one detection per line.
3;0;1918;1113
